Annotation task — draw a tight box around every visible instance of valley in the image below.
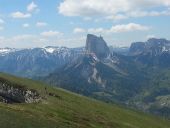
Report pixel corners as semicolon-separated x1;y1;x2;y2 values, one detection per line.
0;73;170;128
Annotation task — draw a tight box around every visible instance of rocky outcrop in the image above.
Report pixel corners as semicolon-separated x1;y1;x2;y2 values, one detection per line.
128;38;170;67
0;78;41;103
86;34;110;59
129;38;170;56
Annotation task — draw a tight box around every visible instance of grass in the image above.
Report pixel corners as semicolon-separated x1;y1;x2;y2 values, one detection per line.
0;73;170;128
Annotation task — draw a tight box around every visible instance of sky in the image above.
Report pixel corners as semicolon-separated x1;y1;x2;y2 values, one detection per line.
0;0;170;48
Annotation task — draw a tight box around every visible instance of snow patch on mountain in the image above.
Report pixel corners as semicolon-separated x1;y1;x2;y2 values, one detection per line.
0;48;16;56
44;47;56;53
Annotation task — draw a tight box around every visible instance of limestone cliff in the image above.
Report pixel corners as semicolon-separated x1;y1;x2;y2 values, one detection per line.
0;78;41;103
86;34;110;59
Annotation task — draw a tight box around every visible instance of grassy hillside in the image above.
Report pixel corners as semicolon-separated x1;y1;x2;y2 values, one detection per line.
0;73;170;128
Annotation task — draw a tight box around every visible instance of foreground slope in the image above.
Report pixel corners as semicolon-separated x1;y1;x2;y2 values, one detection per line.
0;73;170;128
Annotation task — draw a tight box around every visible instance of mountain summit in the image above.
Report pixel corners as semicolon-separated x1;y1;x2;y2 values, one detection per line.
86;34;110;59
129;38;170;67
129;38;170;56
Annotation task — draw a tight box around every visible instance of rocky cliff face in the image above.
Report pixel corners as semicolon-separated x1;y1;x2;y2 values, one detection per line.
129;38;170;56
86;34;110;59
129;38;170;67
0;78;41;103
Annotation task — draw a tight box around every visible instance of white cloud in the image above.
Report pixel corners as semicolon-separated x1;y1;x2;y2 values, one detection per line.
0;19;4;24
0;34;45;48
106;14;128;20
0;35;86;48
0;19;4;30
73;28;86;33
22;23;30;28
107;9;170;20
73;23;150;35
11;2;38;19
128;9;170;17
59;0;128;17
12;34;36;41
36;22;48;27
88;28;105;34
27;2;38;12
0;26;4;30
11;11;31;18
0;36;5;43
110;23;150;33
146;34;155;39
40;30;63;37
58;0;170;19
83;17;92;21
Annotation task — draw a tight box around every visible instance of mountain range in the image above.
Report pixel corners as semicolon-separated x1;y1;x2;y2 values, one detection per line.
0;46;84;77
0;34;170;118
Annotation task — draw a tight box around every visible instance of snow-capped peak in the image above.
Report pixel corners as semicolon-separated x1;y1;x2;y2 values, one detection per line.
44;47;57;53
42;46;71;54
0;48;16;55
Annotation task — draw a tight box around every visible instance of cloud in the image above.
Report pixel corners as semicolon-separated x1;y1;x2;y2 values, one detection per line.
12;34;36;41
22;23;30;28
0;19;4;24
110;23;150;33
58;0;170;19
0;34;86;48
106;14;128;20
73;23;150;35
0;26;3;30
0;34;46;48
0;36;4;41
11;11;31;18
127;9;170;17
36;22;48;27
0;19;4;30
88;28;105;34
59;0;128;17
73;28;86;33
146;34;155;39
27;2;38;12
11;2;39;19
106;9;170;20
83;17;92;21
40;30;63;37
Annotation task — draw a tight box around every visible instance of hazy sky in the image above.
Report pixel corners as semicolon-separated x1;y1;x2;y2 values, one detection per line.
0;0;170;48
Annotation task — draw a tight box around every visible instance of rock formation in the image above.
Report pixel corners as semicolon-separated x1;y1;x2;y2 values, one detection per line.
86;34;110;59
0;78;41;103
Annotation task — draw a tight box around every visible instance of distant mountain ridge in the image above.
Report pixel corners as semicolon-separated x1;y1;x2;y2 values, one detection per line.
129;38;170;67
0;38;127;78
129;38;170;56
0;46;84;77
